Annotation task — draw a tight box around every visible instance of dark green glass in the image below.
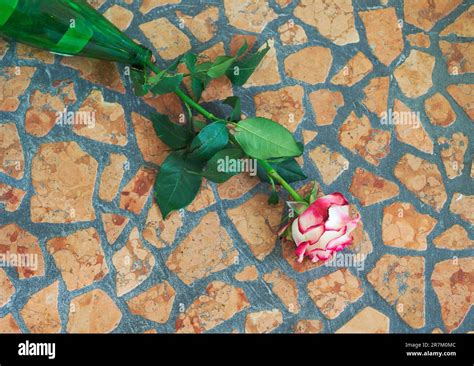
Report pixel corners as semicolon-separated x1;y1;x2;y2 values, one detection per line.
0;0;151;69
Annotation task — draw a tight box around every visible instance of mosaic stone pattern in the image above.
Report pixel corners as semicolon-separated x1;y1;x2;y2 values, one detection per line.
0;0;472;334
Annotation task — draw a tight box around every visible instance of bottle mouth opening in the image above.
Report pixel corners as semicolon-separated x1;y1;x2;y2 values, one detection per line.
131;45;153;71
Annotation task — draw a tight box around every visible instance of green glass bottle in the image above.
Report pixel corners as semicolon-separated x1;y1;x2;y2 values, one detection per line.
0;0;151;69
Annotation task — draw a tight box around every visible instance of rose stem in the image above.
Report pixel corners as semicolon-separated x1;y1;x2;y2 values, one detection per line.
257;160;305;202
145;60;305;203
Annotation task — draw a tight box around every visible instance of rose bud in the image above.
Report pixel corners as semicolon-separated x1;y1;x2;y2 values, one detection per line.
291;193;360;263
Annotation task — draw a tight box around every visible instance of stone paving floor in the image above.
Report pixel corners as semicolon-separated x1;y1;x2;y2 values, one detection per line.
0;0;473;333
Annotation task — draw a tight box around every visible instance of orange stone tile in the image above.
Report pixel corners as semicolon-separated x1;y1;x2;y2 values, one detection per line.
440;5;474;37
404;0;462;31
0;269;15;307
47;228;109;291
394;154;447;212
140;18;191;60
73;90;127;146
0;123;24;180
20;282;61;333
360;7;404;66
433;225;473;250
338;111;391;166
368;254;425;328
438;132;468;179
223;0;277;33
393;99;433;154
101;213;129;245
186;181;216;212
307;269;364;320
382;202;437;251
331;52;373;87
309;144;349;185
176;7;219;43
140;0;181;15
449;193;474;225
294;0;359;46
31;141;98;223
425;93;456;127
406;33;431;49
285;46;333;85
217;173;259;201
68;289;122;333
131;112;170;166
394;50;435;98
16;43;54;63
0;314;21;333
143;202;182;248
235;265;259;281
432;257;473;332
447;84;474;120
0;183;26;212
294;319;324;334
112;227;155;297
103;5;133;31
440;41;474;75
142;93;184;122
278;21;308;46
230;34;257;57
25;81;76;137
227;193;284;261
254;85;305;133
166;212;237;285
336;307;390;333
245;310;283;333
245;39;281;87
263;270;300;314
0;224;44;279
0;66;35;112
309;89;344;126
349;168;400;206
119;167;156;215
176;281;249;333
127;281;176;323
99;153;128;202
362;77;390;118
61;57;125;93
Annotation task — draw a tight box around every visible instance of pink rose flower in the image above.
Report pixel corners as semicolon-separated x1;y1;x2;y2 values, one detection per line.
291;193;360;263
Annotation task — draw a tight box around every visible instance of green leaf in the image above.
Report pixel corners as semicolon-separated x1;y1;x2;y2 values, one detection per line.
189;122;229;162
207;56;236;79
202;147;244;183
130;68;149;97
191;77;204;101
235;117;303;160
257;158;306;184
182;53;197;72
226;42;270;86
150;74;184;95
223;96;241;122
154;152;203;218
235;41;249;58
150;113;193;150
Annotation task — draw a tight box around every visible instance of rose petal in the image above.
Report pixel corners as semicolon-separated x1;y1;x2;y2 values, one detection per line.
295;242;310;263
292;219;324;245
325;205;352;231
298;193;349;233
